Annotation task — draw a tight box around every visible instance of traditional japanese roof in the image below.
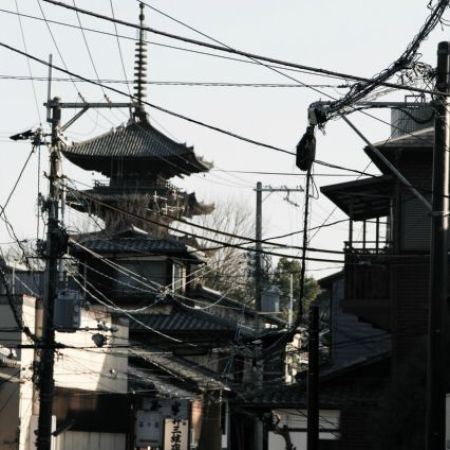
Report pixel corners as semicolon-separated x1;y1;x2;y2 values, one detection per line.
130;350;229;392
321;175;395;220
128;365;196;398
130;300;255;340
63;4;211;180
364;126;433;174
71;227;204;262
62;120;211;178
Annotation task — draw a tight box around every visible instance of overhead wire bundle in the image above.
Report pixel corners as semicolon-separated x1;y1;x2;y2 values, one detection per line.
310;0;450;124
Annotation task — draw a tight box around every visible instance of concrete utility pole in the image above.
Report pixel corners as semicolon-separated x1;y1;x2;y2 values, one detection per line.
36;97;62;450
425;41;450;450
254;183;304;316
255;181;263;314
307;303;319;450
253;183;303;450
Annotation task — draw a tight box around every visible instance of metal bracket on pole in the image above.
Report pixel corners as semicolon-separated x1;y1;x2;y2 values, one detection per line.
61;106;90;132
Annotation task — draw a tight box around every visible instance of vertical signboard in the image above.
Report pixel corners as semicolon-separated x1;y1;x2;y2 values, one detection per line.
135;411;163;448
163;418;189;450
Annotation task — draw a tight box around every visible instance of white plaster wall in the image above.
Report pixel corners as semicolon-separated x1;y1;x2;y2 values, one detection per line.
54;309;129;394
54;431;125;450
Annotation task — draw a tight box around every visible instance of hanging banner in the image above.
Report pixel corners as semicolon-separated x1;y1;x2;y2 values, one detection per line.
163;418;189;450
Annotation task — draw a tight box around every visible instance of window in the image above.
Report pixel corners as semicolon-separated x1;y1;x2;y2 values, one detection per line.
115;259;168;294
172;262;186;293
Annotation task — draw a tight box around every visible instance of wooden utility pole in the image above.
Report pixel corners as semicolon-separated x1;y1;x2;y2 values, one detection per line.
425;41;450;450
307;303;319;450
36;97;62;450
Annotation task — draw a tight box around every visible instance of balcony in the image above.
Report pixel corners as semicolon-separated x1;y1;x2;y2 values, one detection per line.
343;241;392;330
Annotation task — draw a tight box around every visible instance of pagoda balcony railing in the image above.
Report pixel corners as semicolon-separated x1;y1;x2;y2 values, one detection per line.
93;179;177;192
344;240;393;256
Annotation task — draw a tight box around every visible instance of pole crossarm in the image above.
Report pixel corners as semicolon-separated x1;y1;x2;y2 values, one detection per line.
254;185;304;193
44;101;135;109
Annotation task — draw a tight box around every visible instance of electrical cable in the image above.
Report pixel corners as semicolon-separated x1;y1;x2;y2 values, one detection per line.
1;145;35;215
71;0;109;100
108;0;132;97
14;0;41;124
0;39;388;178
65;186;344;263
212;169;361;177
72;242;257;316
67;179;437;260
319;0;450;121
71;275;192;346
41;0;449;98
0;6;365;84
36;0;115;129
135;0;446;147
0;263;35;341
0;74;351;89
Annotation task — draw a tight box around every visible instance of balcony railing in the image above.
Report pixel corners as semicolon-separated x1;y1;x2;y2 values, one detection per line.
344;240;393;256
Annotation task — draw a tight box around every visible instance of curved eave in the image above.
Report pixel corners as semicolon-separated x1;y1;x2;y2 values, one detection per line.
62;120;211;177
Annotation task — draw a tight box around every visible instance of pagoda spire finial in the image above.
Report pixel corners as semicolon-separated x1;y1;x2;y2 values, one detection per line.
133;2;148;122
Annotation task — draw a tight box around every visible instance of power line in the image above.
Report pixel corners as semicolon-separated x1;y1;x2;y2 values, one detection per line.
0;39;378;178
212;169;361;177
108;0;132;97
319;0;450;121
14;0;41;124
0;74;348;89
0;7;359;82
41;0;449;97
36;0;115;129
65;186;344;264
136;0;447;148
71;0;109;100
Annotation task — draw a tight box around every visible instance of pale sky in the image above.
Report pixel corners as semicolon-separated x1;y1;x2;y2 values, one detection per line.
0;0;448;277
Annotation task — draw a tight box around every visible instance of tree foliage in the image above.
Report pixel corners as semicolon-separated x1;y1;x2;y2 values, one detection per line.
272;257;319;321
